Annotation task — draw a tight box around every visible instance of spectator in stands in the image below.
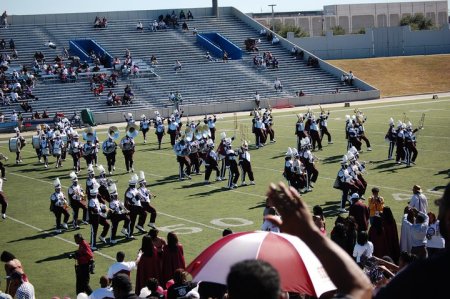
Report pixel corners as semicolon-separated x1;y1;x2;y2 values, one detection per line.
107;251;142;279
45;40;57;49
158;20;167;30
0;39;5;50
94;16;101;27
254;91;260;109
150;20;158;31
42;110;49;118
179;10;186;20
33;111;41;119
9;39;14;50
182;21;189;32
150;55;158;65
174;60;182;73
111;273;138;299
10;91;20;103
90;275;113;299
274;78;282;92
112;57;121;70
166;269;195;299
297;90;305;96
11;49;18;60
187;10;194;20
192;27;198;35
348;70;355;85
271;35;280;45
1;11;7;29
132;64;140;77
101;17;108;28
137;21;144;31
222;51;229;63
267;32;273;42
260;28;267;36
20;101;32;113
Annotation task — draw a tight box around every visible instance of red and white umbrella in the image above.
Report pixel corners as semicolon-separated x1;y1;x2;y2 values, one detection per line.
186;231;336;297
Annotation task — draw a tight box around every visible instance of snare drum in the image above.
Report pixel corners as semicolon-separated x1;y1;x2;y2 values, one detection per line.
42;148;50;156
8;138;19;153
32;135;41;149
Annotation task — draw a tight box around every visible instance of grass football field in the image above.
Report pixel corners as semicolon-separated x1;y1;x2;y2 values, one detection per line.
0;96;449;297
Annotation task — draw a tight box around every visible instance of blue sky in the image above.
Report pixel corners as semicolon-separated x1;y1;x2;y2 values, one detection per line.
3;0;447;15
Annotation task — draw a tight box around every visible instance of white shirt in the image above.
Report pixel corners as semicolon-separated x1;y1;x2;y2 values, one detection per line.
426;221;445;249
89;287;114;299
107;261;137;279
409;193;428;213
15;281;35;299
261;217;280;233
353;241;374;263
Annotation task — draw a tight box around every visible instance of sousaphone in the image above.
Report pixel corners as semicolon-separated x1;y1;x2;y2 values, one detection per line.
82;126;96;141
107;126;120;140
126;123;139;138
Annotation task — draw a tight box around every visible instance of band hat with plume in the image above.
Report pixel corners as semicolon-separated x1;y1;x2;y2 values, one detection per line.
97;165;106;175
107;181;118;195
341;155;349;164
53;178;61;189
127;112;133;118
69;171;78;182
141;114;146;119
129;174;138;185
220;132;227;140
139;171;146;183
285;147;293;157
389;117;394;125
87;164;95;174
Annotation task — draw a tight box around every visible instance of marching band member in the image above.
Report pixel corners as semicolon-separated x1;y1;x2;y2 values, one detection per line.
174;137;192;181
217;132;229;181
34;127;43;163
225;138;240;189
204;115;217;141
0;154;7;182
334;155;358;213
124;174;146;238
120;127;136;173
252;112;266;149
40;134;51;169
404;122;419;167
262;109;276;143
59;127;68;162
204;139;221;184
319;110;332;144
154;115;165;150
291;148;307;193
348;147;367;195
102;127;118;175
86;165;98;194
82;134;97;168
137;171;157;229
13;128;25;164
345;115;351;147
356;114;372;151
346;152;366;197
283;147;294;186
347;120;361;151
97;165;111;202
0;179;8;219
140;115;151;144
189;138;201;175
68;172;88;229
385;118;396;160
51;131;64;168
68;132;82;173
88;185;110;249
50;178;70;233
123;112;135;126
238;141;255;186
295;115;307;151
299;138;318;192
167;114;180;147
396;121;406;164
109;183;131;244
309;115;322;151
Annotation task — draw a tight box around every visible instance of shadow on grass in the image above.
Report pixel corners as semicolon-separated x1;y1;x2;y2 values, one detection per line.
321;155;343;164
35;251;72;263
7;231;54;242
435;169;450;178
188;186;229;198
148;174;182;187
270;153;285;160
319;200;343;218
248;201;266;210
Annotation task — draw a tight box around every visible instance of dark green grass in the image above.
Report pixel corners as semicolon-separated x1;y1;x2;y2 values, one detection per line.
0;97;449;297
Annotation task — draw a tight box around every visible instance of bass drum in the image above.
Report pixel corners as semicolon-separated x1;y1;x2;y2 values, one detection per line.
8;138;19;153
41;148;50;156
32;135;41;149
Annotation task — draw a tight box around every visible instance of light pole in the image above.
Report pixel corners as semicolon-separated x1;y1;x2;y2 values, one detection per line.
268;4;277;31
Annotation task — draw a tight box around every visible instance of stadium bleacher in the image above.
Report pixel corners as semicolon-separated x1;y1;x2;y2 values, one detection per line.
0;9;364;124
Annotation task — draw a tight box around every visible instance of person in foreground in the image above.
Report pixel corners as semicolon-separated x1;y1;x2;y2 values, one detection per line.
266;182;372;299
374;182;450;298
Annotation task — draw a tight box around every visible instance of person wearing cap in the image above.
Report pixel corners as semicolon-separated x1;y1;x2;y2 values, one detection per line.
319;110;332;145
167;114;180;147
368;187;384;224
217;133;233;180
349;193;369;232
204;139;221;184
237;141;254;186
52;131;64;168
309;116;322;151
40;133;51;168
395;121;406;164
109;189;131;244
120;133;136;173
83;138;96;168
68;172;88;228
299;138;318;192
262;110;276;144
111;273;139;299
153;114;165;150
137;172;157;229
174;138;192;181
140;115;151;144
204;114;217;141
89;275;113;299
69;132;82;173
50;178;70;233
86;165;98;194
409;185;428;213
335;155;357;213
88;187;110;249
225;139;240;190
125;174;146;238
252;112;266;149
102;130;118;175
404;122;419;167
73;233;94;295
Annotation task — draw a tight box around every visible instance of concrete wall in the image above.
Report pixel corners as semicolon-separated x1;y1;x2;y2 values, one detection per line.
288;25;450;59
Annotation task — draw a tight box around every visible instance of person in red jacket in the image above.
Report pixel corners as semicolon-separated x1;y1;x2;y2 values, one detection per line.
73;233;94;295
